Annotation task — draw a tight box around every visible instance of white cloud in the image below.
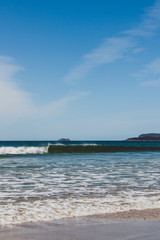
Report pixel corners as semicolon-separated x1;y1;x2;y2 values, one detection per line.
0;57;33;119
126;0;160;36
0;56;87;122
64;37;135;83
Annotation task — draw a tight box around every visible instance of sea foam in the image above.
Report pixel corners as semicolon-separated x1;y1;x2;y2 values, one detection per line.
1;194;160;225
0;146;48;155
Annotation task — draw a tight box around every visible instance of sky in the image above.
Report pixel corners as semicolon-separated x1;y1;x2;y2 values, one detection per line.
0;0;160;140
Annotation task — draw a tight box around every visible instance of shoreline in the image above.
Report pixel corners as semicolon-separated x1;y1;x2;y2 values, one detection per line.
83;208;160;221
1;209;160;240
1;208;160;227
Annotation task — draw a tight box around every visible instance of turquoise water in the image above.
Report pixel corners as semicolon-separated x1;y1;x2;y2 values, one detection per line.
0;141;160;225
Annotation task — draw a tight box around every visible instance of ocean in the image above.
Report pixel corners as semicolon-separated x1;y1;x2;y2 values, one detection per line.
0;140;160;225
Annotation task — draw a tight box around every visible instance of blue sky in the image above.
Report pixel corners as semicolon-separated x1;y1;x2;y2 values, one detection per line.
0;0;160;140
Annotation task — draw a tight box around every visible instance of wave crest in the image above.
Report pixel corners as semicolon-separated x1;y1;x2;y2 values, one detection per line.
0;146;48;155
48;145;160;153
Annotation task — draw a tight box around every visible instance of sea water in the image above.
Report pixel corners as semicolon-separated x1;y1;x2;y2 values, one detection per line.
0;140;160;225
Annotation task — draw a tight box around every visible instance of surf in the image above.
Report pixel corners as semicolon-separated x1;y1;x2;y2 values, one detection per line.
0;146;48;155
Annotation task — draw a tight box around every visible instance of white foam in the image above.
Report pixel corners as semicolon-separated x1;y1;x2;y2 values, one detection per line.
0;146;48;155
1;193;160;225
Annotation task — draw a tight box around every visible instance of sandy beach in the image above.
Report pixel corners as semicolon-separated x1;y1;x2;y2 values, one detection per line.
1;209;160;240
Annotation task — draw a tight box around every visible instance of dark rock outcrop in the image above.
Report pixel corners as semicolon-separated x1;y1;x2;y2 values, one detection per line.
126;133;160;141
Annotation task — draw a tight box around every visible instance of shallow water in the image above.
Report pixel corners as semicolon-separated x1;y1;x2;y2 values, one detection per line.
0;141;160;224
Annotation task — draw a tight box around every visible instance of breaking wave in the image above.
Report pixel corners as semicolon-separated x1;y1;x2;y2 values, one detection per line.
0;146;48;155
48;144;160;153
1;143;160;155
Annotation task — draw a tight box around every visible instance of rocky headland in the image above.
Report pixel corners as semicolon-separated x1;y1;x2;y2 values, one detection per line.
126;133;160;141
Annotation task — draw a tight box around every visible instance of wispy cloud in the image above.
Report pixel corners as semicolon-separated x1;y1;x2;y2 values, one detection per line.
146;57;160;74
64;37;136;83
134;57;160;86
142;79;160;86
0;56;88;122
38;91;89;117
64;0;160;83
132;48;144;54
126;0;160;36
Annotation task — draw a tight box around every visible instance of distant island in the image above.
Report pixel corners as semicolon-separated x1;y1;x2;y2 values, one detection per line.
58;138;70;142
126;133;160;141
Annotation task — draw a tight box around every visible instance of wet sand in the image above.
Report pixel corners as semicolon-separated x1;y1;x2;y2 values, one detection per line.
85;208;160;221
1;209;160;240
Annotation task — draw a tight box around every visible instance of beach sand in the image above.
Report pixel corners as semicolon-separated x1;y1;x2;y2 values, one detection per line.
1;209;160;240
